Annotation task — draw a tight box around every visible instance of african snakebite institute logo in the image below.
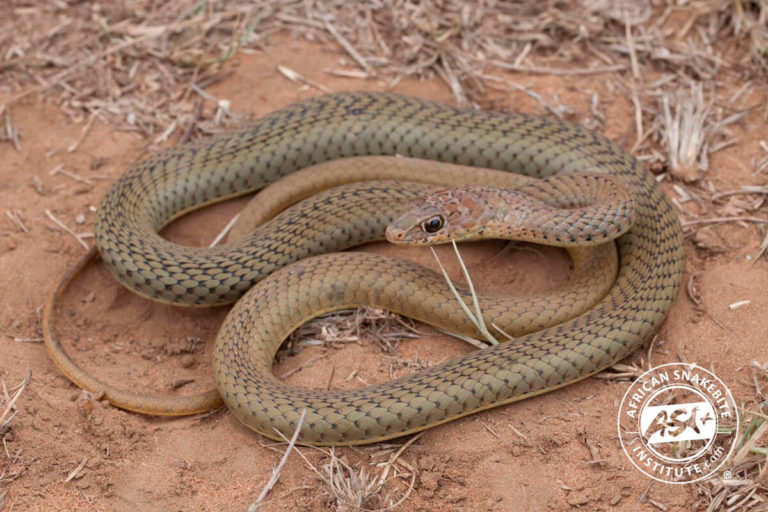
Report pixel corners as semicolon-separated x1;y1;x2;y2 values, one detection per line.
617;363;739;484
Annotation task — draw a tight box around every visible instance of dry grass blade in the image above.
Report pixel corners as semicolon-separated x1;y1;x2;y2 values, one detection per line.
208;213;240;248
595;363;645;381
0;371;31;501
44;209;90;250
277;65;333;93
430;241;499;346
0;371;31;431
697;404;768;511
2;108;20;151
62;456;88;484
248;409;307;511
323;17;371;73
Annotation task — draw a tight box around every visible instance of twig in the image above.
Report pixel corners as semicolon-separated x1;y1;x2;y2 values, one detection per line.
435;328;490;349
5;211;29;233
209;213;240;247
729;300;751;310
189;84;234;120
624;11;640;80
490;61;625;75
276;65;333;93
180;100;204;144
753;229;768;262
44;209;90;250
67;110;99;153
247;408;307;511
508;423;529;443
322;68;370;79
63;456;88;483
629;83;644;152
323;17;371;73
49;165;93;186
682;216;768;228
711;185;768;201
375;431;425;487
10;336;43;343
3;108;20;151
480;421;500;438
480;74;563;119
279;355;330;379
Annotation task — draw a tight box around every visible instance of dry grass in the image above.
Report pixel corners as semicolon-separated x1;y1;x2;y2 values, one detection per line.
696;362;768;511
0;372;30;443
284;307;420;355
1;0;765;139
655;82;741;182
258;430;419;512
0;371;31;508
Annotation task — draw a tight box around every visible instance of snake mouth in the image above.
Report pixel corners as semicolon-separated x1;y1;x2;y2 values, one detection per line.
385;224;424;244
385;224;468;246
386;212;426;244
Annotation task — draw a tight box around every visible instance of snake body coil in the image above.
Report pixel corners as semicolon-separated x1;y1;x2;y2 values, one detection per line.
49;92;684;445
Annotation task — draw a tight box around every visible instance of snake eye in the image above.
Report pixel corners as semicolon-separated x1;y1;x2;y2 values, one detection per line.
422;216;445;233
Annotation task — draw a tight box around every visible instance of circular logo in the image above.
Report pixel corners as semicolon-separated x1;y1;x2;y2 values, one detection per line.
617;363;739;484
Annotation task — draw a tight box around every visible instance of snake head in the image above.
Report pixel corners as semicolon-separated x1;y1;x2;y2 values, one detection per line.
386;185;492;245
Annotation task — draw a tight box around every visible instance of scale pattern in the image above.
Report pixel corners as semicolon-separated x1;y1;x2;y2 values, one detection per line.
87;92;683;444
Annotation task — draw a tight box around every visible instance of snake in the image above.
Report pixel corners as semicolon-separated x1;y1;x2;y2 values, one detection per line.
42;91;684;446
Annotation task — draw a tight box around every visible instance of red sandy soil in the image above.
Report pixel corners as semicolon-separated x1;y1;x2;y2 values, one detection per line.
1;36;766;511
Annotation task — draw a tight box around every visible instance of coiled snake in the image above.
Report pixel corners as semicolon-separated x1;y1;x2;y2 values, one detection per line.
42;92;684;445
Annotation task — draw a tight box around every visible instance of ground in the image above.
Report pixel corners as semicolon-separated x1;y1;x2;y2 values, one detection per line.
1;27;767;512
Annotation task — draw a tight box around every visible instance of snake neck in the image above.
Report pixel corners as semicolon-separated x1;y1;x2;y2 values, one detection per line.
452;185;614;247
388;173;635;248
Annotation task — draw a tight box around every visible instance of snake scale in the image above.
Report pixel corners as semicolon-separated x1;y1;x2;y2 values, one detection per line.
43;92;684;446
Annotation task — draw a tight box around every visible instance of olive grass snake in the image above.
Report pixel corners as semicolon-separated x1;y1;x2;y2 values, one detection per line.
42;92;684;445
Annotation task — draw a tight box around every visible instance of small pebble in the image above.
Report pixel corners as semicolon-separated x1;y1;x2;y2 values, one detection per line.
75;213;86;225
180;355;196;368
